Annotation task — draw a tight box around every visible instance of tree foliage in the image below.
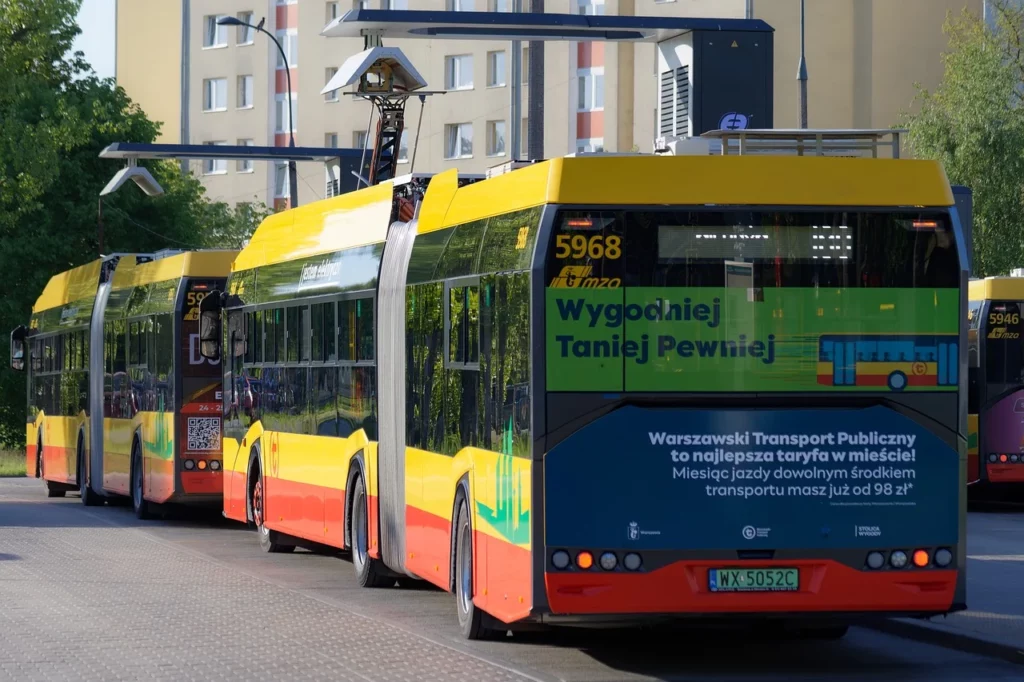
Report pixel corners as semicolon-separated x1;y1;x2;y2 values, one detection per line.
901;1;1024;277
0;0;268;445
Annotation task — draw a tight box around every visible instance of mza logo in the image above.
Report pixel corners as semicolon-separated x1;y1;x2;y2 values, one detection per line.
719;112;750;130
548;266;621;289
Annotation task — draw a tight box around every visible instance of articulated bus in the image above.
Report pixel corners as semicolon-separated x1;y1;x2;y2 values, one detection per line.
10;250;236;518
201;153;968;639
967;277;1024;485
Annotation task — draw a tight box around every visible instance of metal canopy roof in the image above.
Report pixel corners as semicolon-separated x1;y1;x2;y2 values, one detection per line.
321;10;773;42
100;142;373;163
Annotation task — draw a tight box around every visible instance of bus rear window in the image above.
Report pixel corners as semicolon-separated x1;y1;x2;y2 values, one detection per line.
984;300;1024;385
545;209;959;289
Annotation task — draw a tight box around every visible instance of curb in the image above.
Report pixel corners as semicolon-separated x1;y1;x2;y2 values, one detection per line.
868;618;1024;665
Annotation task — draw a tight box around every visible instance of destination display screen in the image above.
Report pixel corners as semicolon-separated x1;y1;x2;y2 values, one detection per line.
658;224;853;261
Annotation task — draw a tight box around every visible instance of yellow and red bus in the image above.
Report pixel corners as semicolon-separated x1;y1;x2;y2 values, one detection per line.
966;276;1024;485
11;250;236;518
202;153;968;639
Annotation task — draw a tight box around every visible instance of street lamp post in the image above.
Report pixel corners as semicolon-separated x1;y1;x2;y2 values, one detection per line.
797;0;808;129
218;16;299;207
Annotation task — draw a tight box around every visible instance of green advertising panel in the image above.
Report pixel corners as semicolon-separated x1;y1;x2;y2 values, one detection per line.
546;287;960;392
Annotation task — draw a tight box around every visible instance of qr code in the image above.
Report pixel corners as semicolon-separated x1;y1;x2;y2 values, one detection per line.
187;417;222;452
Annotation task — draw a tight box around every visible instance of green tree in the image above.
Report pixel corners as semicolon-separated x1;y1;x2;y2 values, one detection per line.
901;1;1024;277
0;0;268;445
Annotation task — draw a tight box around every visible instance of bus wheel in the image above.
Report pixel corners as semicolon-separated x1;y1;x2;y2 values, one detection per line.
131;441;152;520
887;371;908;391
454;497;493;640
351;475;391;587
252;471;294;554
78;435;102;507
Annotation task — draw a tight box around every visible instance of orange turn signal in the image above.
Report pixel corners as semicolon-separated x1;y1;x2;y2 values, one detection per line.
576;551;594;570
197;460;208;470
912;550;930;568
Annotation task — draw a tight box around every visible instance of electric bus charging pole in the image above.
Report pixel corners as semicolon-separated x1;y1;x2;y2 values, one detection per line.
510;0;523;160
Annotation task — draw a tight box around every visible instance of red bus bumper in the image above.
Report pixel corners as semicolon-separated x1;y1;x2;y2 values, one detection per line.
544;559;957;617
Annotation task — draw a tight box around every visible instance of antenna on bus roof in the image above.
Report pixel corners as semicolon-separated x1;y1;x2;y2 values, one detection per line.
322;40;444;187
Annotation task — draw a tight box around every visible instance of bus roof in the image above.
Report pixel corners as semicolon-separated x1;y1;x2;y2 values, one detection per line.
233;181;396;272
234;154;956;269
110;250;238;292
32;259;105;315
419;155;955;234
968;276;1024;301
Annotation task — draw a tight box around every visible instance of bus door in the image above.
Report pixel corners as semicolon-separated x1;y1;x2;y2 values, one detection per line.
977;299;1024;483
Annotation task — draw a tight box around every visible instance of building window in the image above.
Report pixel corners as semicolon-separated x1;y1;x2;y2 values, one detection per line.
326;1;340;22
275;94;297;133
444;122;473;159
275;30;298;69
489;0;508;10
486;120;506;157
486;50;506;87
445;55;473;91
448;0;472;9
388;0;407;7
522;117;529;156
203;15;227;48
576;0;606;15
236;12;255;44
203;78;227;112
577;68;604;111
522;46;529;84
237;139;255;172
352;131;367;149
325;67;339;102
576;138;605;154
326;132;339;148
274;162;290;198
237;75;254;108
398;130;409;163
203;141;228;175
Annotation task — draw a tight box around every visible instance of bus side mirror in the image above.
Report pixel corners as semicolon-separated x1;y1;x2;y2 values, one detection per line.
10;326;26;372
199;290;223;361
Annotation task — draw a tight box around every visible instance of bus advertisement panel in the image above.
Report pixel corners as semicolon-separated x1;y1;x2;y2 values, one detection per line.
542;206;964;618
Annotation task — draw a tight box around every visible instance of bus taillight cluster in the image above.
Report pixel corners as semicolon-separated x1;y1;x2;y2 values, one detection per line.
183;459;221;472
865;547;953;570
988;453;1024;464
550;550;643;572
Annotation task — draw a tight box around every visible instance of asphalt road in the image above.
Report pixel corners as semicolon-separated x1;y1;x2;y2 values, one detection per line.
0;477;1021;682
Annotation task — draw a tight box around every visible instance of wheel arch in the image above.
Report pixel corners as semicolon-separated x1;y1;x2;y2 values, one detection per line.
245;441;263;525
344;450;367;551
449;473;472;593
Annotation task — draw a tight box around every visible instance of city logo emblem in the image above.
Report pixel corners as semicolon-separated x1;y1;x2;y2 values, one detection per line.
628;521;639;541
742;525;757;540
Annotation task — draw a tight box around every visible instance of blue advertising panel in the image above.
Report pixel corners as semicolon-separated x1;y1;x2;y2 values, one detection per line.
545;405;958;550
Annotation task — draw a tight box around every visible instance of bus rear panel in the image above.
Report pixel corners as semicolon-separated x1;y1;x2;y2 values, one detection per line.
539;205;965;621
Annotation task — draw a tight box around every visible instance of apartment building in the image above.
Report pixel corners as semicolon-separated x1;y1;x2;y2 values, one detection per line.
116;0;987;209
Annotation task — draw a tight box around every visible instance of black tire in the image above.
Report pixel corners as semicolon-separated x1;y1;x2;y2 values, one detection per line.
799;625;849;640
454;497;493;640
251;467;294;554
131;441;153;520
79;435;102;507
351;475;391;587
35;439;42;479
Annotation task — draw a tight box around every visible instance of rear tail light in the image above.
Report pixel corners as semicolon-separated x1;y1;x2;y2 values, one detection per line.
890;550;908;568
934;548;953;567
183;459;195;471
548;549;643;572
551;551;570;570
623;553;642;571
209;460;222;471
599;552;618;571
866;551;885;569
912;549;930;568
575;551;594;570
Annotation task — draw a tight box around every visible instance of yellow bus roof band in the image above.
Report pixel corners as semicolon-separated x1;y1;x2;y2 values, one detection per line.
418;156;955;235
969;278;1024;301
